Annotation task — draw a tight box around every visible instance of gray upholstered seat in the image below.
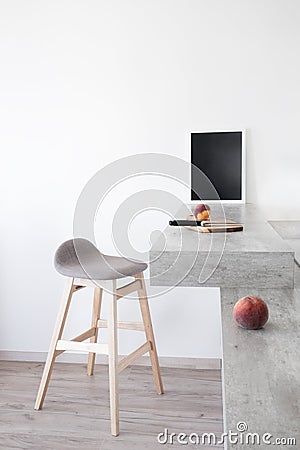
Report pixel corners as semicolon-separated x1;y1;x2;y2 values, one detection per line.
54;238;147;280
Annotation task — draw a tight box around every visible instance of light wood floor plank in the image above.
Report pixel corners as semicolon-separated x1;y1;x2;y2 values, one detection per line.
0;361;223;449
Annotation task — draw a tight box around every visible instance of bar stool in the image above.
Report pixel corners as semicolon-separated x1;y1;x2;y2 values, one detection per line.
34;238;163;436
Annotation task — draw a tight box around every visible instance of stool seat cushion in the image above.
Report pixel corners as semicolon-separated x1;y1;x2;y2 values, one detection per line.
54;238;147;280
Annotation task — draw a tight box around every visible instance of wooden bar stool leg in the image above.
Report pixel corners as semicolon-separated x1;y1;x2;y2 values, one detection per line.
135;273;164;395
87;287;103;376
34;277;74;410
107;280;119;436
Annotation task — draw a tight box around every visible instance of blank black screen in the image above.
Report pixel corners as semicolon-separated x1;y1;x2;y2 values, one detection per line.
191;131;242;200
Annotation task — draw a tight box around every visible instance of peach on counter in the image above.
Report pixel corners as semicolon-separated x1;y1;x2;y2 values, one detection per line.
233;296;269;330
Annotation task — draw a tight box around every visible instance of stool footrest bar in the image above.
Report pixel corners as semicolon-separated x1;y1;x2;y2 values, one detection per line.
56;340;108;354
55;327;96;356
118;341;151;374
97;319;145;331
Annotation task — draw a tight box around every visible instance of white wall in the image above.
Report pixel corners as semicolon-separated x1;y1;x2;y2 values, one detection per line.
0;0;299;359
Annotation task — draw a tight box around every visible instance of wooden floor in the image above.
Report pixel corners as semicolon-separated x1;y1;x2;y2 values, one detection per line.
0;361;223;449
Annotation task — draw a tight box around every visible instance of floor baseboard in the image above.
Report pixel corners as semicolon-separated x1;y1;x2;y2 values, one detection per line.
0;350;221;370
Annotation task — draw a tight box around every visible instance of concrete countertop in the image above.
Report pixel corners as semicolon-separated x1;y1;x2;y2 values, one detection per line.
151;204;293;254
221;287;300;449
150;204;294;288
149;204;299;448
269;220;300;266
